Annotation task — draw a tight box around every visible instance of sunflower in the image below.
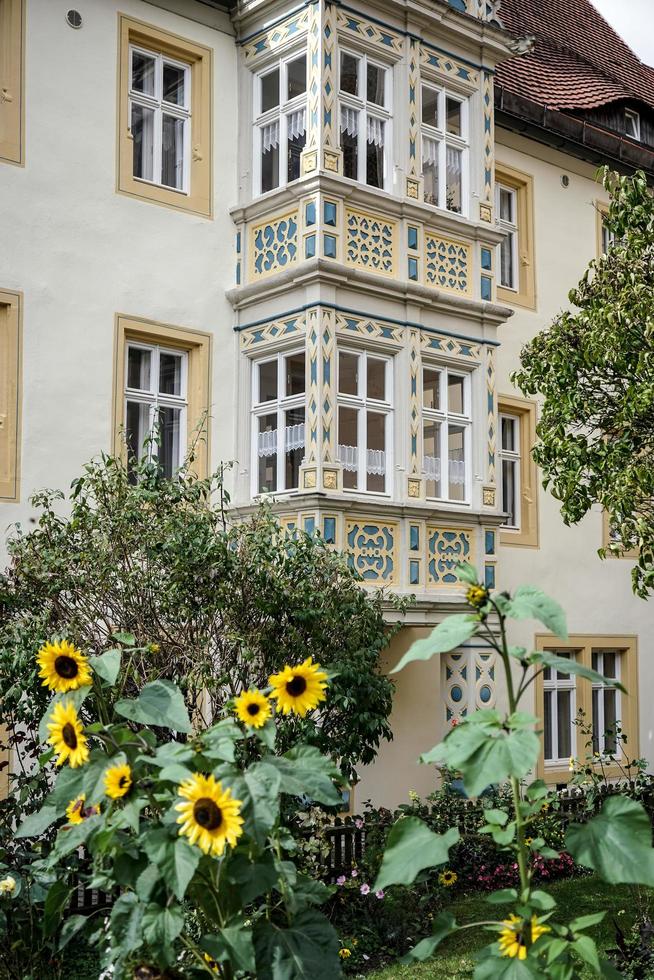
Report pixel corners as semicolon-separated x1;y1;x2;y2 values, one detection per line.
104;763;132;799
234;689;272;729
47;700;89;768
268;657;328;717
438;869;457;887
498;914;550;960
65;793;99;824
466;584;489;608
36;640;92;694
175;773;244;857
203;953;219;974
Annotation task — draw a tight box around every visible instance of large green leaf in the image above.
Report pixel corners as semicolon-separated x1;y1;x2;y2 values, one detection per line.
89;648;121;686
529;652;626;693
474;955;543;979
110;893;144;955
115;680;191;733
392;615;479;674
202;718;242;762
58;914;88;950
253;910;341;980
566;796;654;885
142;902;184;955
268;746;342;806
422;711;540;797
143;829;200;901
505;586;568;640
374;817;459;891
241;761;282;844
204;925;256;973
401;911;457;963
42;880;72;938
15;804;58;838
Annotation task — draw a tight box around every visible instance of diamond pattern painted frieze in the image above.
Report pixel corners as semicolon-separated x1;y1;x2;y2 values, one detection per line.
345;209;396;276
251;211;299;279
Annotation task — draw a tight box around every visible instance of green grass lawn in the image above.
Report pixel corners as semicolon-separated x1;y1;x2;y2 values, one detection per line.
368;877;646;979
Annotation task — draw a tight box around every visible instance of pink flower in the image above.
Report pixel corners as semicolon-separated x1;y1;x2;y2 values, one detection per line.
336;876;346;886
360;883;370;895
354;818;364;829
351;869;358;878
375;889;385;899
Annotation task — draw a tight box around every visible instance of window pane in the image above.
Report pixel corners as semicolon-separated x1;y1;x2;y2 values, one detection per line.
287;56;306;99
157;406;182;478
131;103;155;181
446;145;462;213
422;136;438;206
448;424;466;501
159;352;183;396
338;352;358;395
285;353;305;396
261;68;279;112
287;112;306;183
261;127;279;192
592;687;600;754
592;650;599;672
367;64;385;106
131;50;155;96
366;117;384;188
367;357;386;401
557;690;572;759
285;407;305;489
126;401;150;479
543;691;553;760
257;413;278;492
163;63;185;105
338;406;359;489
367;411;386;493
446;97;462;136
340;52;359;95
603;651;617;678
162;115;184;190
258;360;278;403
500;231;515;288
127;347;151;391
499;187;514;222
447;374;465;414
421;85;438;127
423;368;441;410
341;107;359;180
502;459;517;527
501;416;516;451
556;655;570;680
604;690;617;753
423;420;441;497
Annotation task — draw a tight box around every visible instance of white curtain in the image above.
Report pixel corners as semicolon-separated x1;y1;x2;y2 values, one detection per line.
258;428;277;458
448;458;466;484
287;108;306;142
446;145;462;182
338;444;358;472
422;136;438;167
261;120;280;152
285;422;305;452
338;445;386;475
340;106;358;138
258;423;305;456
423;455;441;481
367;116;385;147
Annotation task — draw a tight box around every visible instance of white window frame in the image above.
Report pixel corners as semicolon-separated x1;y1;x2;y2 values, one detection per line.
338;49;392;190
543;653;576;765
624;108;641;141
124;341;189;474
591;650;621;757
129;44;192;195
337;348;393;495
420;82;469;216
601;215;615;254
251;350;306;496
253;52;308;196
499;412;521;530
421;364;472;505
496;182;519;290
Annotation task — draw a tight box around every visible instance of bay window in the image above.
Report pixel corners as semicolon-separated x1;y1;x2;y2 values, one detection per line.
337;350;392;493
499;412;520;528
422;365;471;503
129;46;191;192
252;351;305;493
496;183;518;289
543;654;575;764
254;54;307;194
420;84;468;214
339;51;390;189
125;342;188;480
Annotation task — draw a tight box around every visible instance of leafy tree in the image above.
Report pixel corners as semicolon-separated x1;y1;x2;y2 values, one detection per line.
513;168;654;596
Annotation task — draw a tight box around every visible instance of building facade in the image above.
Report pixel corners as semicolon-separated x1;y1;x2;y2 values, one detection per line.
1;0;652;807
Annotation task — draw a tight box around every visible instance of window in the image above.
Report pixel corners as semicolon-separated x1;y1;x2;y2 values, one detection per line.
0;0;24;165
497;184;518;290
337;349;392;493
114;315;211;479
422;365;470;503
624;109;641;140
420;83;468;214
252;351;305;494
497;396;538;547
535;634;638;782
339;51;390;190
499;413;520;528
0;288;21;501
597;204;615;255
254;54;307;195
494;164;535;309
118;16;212;217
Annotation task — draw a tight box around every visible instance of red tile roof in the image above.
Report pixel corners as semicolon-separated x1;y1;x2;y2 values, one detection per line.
496;0;654;112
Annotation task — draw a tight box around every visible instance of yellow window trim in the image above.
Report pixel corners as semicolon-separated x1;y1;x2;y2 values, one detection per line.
534;632;639;785
498;394;538;548
112;314;212;479
495;163;536;310
0;288;22;501
595;199;610;257
0;0;25;165
117;14;213;218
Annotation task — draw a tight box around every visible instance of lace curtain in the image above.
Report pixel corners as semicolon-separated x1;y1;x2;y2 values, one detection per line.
287;108;306;142
257;423;305;457
367;116;385;147
340;106;358;138
337;445;386;475
261;120;280;152
423;455;466;484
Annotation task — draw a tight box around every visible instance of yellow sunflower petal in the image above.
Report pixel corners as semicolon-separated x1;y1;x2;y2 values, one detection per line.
104;763;132;799
46;700;90;768
36;641;92;694
268;657;328;717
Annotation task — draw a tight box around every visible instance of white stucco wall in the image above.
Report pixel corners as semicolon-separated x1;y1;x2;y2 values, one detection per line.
0;0;238;555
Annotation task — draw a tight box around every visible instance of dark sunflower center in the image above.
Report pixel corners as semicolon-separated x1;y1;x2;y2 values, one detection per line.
247;703;260;716
119;775;129;788
193;798;223;831
286;675;307;697
55;655;79;679
62;722;78;749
